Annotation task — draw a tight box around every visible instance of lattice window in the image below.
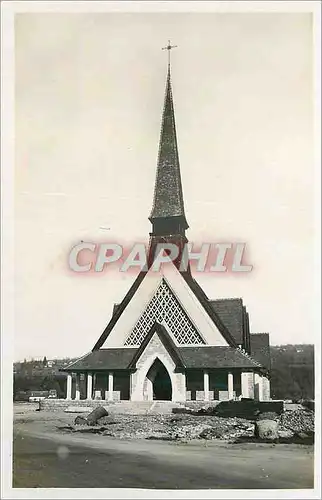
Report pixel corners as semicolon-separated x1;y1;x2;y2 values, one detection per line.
124;279;205;346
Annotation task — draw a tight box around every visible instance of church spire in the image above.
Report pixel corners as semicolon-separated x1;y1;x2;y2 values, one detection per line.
149;43;189;236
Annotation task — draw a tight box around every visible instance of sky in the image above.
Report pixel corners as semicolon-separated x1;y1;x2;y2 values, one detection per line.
14;11;315;361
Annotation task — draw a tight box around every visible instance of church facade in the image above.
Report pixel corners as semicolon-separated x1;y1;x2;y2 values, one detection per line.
63;59;271;403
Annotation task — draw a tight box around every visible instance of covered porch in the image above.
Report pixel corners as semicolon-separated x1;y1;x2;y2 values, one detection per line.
65;370;131;401
185;369;270;401
63;368;270;402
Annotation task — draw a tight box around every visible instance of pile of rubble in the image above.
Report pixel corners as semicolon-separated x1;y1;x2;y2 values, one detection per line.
146;416;255;441
58;404;314;444
278;408;314;439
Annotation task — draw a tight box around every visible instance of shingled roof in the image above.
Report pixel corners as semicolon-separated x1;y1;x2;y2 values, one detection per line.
149;65;188;226
209;298;244;346
250;333;271;371
62;345;261;372
179;346;261;369
62;349;136;372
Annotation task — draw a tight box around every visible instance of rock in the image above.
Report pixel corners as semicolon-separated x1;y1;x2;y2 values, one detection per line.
255;419;279;441
278;429;294;439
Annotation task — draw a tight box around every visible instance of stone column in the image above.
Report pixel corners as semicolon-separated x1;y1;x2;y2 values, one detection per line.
228;372;234;400
182;372;187;401
87;372;93;400
241;372;250;398
108;371;114;401
249;372;255;399
262;376;271;401
75;373;81;400
130;372;140;401
146;378;153;401
66;373;72;399
203;370;210;401
258;375;264;401
254;373;263;401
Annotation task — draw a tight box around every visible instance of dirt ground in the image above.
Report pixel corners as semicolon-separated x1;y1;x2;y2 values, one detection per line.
12;402;315;490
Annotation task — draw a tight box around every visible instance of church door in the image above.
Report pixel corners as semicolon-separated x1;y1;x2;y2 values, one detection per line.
145;358;172;401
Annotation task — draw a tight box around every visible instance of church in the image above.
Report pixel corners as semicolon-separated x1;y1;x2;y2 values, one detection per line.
63;47;271;403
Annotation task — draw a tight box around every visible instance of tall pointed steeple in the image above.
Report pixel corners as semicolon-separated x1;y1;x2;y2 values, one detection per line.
149;59;189;236
148;44;189;271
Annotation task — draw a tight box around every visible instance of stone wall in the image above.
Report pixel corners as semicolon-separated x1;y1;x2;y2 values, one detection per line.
40;399;108;411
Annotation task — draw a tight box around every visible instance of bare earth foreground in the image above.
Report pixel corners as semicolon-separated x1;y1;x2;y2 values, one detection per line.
13;403;314;489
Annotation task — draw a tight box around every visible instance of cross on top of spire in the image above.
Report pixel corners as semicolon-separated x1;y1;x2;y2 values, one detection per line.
162;40;178;67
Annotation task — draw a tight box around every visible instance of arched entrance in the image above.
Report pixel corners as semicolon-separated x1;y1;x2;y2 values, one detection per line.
145;358;172;401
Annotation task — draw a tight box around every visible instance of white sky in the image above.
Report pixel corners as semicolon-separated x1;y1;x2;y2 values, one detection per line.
14;11;315;361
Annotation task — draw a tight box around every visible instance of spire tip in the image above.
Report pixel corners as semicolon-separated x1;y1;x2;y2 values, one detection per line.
162;40;178;67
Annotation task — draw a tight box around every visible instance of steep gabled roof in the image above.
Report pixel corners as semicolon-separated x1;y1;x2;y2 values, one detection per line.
209;298;244;346
93;268;241;350
93;271;146;350
128;321;185;370
93;269;239;350
182;275;238;347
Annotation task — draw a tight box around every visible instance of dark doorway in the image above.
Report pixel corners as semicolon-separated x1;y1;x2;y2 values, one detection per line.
146;358;172;401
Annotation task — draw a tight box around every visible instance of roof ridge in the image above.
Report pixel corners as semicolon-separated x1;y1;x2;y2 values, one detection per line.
64;351;92;370
236;345;262;367
210;297;243;302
